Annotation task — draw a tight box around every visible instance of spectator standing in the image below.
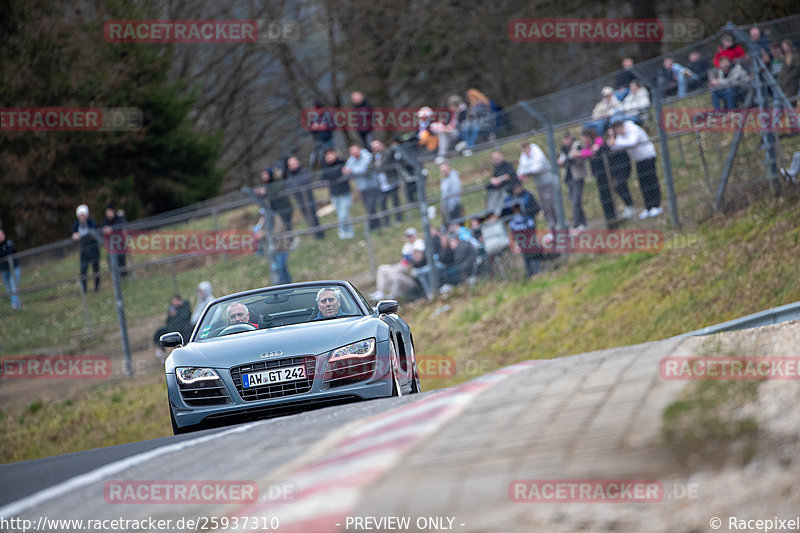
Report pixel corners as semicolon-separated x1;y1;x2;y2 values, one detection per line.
308;100;334;170
439;163;463;225
565;134;588;231
191;281;214;326
605;128;636;220
576;129;617;228
350;91;374;149
372;139;403;226
0;229;21;310
517;141;558;232
608;119;663;220
285;156;324;240
432;95;467;163
508;202;540;277
269;218;292;285
779;40;800;98
321;149;354;239
389;136;419;205
154;293;192;362
254;167;294;239
486;150;519;214
71;204;101;293
101;202;128;276
343;144;379;231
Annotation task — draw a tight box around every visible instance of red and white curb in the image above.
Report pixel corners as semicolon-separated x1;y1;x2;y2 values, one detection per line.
228;361;539;533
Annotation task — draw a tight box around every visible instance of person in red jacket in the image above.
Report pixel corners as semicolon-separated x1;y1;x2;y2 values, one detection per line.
713;34;746;68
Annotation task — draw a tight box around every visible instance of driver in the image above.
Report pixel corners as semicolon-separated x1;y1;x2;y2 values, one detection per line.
313;287;344;319
226;302;259;328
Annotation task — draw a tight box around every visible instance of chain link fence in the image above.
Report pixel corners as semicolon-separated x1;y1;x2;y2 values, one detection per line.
2;17;800;380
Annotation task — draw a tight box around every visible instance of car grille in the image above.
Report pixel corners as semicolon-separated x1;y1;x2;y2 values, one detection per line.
178;377;232;407
230;356;316;402
323;352;377;389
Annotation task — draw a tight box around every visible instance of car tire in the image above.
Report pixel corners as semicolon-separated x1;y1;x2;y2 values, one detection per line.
408;341;422;394
390;340;403;397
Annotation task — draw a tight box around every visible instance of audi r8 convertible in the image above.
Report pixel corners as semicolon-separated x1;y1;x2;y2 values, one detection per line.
160;280;421;434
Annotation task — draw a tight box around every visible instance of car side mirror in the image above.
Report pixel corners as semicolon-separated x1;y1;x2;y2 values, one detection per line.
376;300;399;315
159;332;184;348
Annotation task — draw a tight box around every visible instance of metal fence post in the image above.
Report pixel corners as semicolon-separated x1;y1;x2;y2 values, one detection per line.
241;186;276;284
94;230;133;378
631;67;680;228
391;143;438;298
169;256;179;294
363;219;377;281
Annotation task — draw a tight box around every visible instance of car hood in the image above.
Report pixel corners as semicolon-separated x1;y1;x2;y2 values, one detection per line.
167;315;385;370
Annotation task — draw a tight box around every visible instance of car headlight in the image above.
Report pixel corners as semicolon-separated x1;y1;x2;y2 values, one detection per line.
175;367;220;385
330;338;376;361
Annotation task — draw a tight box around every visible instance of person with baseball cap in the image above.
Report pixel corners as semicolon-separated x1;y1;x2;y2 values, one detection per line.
71;204;101;292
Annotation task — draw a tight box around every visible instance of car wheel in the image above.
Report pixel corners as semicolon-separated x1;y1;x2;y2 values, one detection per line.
390;340;403;397
408;341;422;394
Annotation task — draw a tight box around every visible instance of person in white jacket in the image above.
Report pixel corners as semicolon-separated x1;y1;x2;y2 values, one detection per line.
618;79;651;124
191;281;215;326
517;142;558;231
607;119;663;220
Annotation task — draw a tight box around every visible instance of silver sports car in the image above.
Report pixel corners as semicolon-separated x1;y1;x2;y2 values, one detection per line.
160;280;421;434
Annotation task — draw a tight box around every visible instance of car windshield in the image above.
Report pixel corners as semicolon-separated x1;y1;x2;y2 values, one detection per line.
194;284;363;340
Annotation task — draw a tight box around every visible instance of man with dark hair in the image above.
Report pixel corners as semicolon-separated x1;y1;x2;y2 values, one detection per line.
255;167;295;244
372;139;403;226
608;118;663;220
286;156;324;240
486;150;519;214
71;204;101;293
614;57;635;101
322;148;354;239
0;229;21;310
658;56;695;98
351;91;374;149
308;99;334;170
687;50;710;91
153;293;192;361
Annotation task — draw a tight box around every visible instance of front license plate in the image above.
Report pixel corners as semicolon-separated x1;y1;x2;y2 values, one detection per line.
242;365;306;388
